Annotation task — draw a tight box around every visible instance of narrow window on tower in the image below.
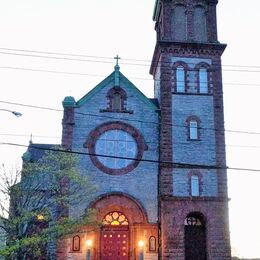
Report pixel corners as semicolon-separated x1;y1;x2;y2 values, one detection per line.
172;5;187;41
176;66;185;93
186;116;201;140
189;120;198;140
191;175;200;196
193;5;207;42
199;68;208;93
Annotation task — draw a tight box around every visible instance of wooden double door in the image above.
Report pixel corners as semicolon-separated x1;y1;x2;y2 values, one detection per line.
100;226;129;260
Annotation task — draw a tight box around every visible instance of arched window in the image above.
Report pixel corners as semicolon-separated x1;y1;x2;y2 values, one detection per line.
193;6;207;42
72;235;80;251
189;120;198;140
102;211;129;226
195;62;210;94
101;87;130;113
199;68;208;93
186;116;201;140
176;66;185;93
111;92;122;110
172;5;187;41
149;236;156;252
185;213;207;260
191;175;200;196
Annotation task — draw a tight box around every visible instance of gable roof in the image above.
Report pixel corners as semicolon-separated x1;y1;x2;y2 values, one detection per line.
76;69;158;111
23;143;61;163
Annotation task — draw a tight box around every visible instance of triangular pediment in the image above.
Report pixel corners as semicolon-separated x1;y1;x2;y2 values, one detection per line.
76;70;158;111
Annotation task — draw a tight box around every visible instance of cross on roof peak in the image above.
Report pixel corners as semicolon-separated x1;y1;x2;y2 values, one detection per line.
114;54;121;67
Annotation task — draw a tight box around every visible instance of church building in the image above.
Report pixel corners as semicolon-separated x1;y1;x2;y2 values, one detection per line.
22;0;232;259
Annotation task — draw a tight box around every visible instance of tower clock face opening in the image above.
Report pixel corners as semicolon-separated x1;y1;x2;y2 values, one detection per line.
95;129;137;169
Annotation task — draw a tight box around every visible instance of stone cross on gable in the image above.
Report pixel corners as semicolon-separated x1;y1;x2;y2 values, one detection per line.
114;54;121;66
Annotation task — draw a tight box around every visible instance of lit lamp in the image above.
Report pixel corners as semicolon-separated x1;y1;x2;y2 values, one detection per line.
86;239;92;260
37;214;44;221
138;240;144;260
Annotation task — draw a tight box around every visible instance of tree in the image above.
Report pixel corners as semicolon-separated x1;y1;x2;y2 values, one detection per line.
0;145;97;259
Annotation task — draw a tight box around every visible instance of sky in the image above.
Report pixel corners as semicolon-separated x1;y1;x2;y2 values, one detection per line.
0;0;260;258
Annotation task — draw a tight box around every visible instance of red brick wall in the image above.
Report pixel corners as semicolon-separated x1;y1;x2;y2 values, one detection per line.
160;198;231;259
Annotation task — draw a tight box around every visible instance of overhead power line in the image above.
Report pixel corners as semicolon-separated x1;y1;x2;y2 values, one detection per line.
1;142;260;173
0;47;116;61
1;65;260;89
0;51;115;65
0;66;105;78
1;132;260;150
2;48;260;74
1;100;260;136
2;46;260;70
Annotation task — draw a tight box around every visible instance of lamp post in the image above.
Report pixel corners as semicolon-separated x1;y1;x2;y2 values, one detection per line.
138;240;144;260
0;109;22;117
86;239;92;260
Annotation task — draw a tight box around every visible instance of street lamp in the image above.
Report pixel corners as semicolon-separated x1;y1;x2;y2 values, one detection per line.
86;239;92;260
138;240;144;260
0;109;22;117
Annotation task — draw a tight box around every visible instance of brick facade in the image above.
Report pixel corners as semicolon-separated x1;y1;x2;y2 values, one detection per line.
160;198;231;260
151;0;231;259
57;71;159;259
19;1;231;259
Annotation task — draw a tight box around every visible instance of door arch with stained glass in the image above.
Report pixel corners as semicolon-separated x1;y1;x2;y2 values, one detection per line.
101;211;129;260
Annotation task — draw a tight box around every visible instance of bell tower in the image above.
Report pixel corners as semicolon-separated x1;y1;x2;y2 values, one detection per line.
150;0;232;259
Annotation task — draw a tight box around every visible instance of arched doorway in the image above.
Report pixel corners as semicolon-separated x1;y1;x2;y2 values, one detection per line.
184;213;207;260
101;211;129;260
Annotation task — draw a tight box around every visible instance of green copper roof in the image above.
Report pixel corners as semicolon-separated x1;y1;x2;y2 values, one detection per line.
76;69;158;111
114;55;121;88
22;151;31;162
62;96;76;108
114;65;120;88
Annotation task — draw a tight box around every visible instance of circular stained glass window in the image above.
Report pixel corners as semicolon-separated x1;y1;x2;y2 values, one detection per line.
85;122;147;175
95;130;137;169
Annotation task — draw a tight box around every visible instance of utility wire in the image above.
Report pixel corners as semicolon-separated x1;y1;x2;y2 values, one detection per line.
0;47;116;61
2;47;260;70
0;66;105;78
1;141;260;173
2;49;260;74
0;51;115;65
1;65;260;88
1;133;260;150
1;100;260;136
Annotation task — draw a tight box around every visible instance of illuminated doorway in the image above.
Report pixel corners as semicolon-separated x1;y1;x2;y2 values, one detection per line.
101;211;129;260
